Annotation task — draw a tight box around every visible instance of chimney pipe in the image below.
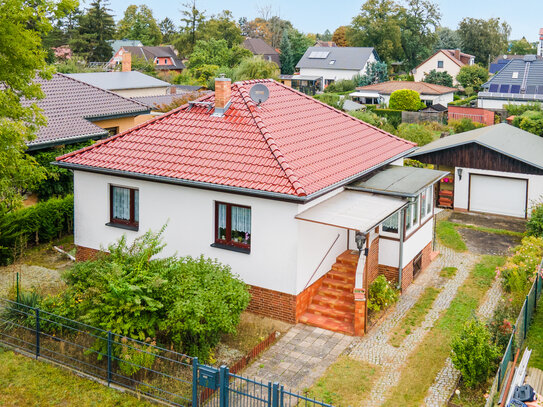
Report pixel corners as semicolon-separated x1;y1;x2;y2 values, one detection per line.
214;74;231;116
454;49;460;61
122;51;132;72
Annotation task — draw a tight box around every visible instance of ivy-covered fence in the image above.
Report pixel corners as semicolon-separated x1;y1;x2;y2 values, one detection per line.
0;195;74;265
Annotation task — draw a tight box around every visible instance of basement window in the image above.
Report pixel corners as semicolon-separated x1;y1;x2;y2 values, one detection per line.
108;185;139;230
214;202;251;252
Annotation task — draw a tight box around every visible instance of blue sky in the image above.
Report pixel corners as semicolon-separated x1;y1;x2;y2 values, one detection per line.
98;0;541;42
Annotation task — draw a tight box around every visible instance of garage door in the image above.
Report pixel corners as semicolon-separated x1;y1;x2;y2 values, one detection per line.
469;174;527;218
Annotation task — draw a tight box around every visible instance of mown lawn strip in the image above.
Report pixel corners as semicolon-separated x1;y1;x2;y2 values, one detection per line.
436;221;467;252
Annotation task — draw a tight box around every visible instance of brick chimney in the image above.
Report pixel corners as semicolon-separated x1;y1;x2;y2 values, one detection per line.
214;75;231;116
454;49;460;61
122;51;132;72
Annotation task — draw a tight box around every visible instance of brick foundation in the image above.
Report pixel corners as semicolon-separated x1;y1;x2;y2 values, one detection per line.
353;297;366;336
76;245;101;262
378;265;400;283
247;286;297;324
295;275;326;322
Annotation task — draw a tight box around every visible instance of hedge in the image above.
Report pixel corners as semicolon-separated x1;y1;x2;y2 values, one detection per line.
448;95;477;106
374;108;403;128
0;195;74;265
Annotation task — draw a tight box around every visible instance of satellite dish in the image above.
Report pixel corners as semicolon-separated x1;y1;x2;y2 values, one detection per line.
249;83;270;105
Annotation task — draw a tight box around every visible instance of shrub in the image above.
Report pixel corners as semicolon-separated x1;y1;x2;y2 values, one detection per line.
505;103;542;116
512;110;543;136
527;203;543;237
423;69;453;87
456;65;489;90
374;108;402;128
451;319;499;388
447;95;478;107
448;118;485;134
314;93;344;110
389;89;422;111
396;123;435;146
487;298;515;352
368;275;399;312
54;228;250;360
350;110;385;127
0;195;74;265
324;79;356;93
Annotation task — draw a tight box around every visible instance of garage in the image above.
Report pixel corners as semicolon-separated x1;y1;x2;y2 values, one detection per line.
469;174;527;218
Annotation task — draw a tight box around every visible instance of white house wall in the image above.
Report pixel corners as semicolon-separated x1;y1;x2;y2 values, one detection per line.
379;238;399;268
299;68;364;83
413;52;463;85
73;171;300;295
476;98;537;110
453;167;543;215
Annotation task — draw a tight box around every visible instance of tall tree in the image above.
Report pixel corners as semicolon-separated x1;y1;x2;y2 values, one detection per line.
332;26;349;47
435;27;461;51
71;0;115;62
457;17;511;64
288;29;313;66
176;0;205;57
400;0;440;69
423;69;453;87
116;5;162;45
159;17;177;44
188;39;251;69
200;10;243;48
318;29;333;42
279;30;294;74
509;37;537;55
0;0;76;211
348;0;405;63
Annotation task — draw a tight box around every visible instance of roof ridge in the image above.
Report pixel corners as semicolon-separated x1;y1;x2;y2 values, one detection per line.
236;80;308;197
56;91;212;162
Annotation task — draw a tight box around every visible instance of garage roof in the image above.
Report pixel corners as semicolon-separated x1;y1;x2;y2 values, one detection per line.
409;123;543;171
347;166;449;197
295;191;407;232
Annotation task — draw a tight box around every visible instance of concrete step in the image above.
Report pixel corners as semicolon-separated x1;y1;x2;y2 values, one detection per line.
322;277;354;291
306;303;354;323
312;294;355;312
299;313;354;336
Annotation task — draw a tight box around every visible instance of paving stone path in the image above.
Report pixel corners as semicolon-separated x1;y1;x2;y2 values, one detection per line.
242;324;353;392
424;271;504;407
348;243;480;406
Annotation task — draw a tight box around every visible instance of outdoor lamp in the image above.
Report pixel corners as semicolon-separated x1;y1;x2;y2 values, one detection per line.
355;231;367;255
457;168;463;180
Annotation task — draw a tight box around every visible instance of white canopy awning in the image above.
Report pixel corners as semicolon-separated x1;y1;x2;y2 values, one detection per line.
349;91;380;98
296;190;407;233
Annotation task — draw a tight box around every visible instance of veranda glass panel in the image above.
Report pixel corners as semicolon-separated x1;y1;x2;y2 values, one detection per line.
382;212;399;234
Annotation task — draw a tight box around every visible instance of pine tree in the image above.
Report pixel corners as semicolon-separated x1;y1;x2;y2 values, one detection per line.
279;30;294;74
71;0;115;62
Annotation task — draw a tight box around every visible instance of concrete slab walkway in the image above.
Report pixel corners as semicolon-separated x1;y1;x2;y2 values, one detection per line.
242;324;353;392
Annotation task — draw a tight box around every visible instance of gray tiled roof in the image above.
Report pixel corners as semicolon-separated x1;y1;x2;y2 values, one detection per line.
409;123;543;170
65;71;171;91
121;46;185;70
483;58;543;94
26;74;150;148
296;47;377;71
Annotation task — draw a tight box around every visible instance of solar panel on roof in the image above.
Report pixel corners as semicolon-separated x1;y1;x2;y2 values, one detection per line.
526;85;537;94
510;85;521;94
499;84;510;93
308;51;330;59
489;84;499;92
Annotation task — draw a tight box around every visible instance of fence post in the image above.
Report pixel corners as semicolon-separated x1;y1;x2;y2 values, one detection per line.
35;308;40;359
272;382;280;407
107;331;112;386
192;357;198;407
219;365;229;407
525;295;529;340
16;272;19;303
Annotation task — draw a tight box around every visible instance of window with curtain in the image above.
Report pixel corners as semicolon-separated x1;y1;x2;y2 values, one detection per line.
215;202;251;250
110;186;139;228
382;212;399;234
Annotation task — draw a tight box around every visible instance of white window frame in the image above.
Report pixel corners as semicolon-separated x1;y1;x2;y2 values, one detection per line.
380;211;401;237
405;196;420;233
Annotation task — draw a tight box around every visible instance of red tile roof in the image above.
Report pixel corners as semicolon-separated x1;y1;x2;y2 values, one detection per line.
57;80;415;198
356;80;457;95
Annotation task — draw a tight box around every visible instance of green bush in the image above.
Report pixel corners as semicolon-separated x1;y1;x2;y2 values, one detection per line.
0;195;74;265
368;275;399;312
389;89;422;111
451;319;499;388
324;79;356;93
512;110;543;136
52;228;250;360
374;108;402;128
527;203;543;237
396;123;435;146
487;298;515;352
448;95;477;107
505;103;542;116
423;69;453;87
456;65;489;90
448;118;485;134
313;93;344;110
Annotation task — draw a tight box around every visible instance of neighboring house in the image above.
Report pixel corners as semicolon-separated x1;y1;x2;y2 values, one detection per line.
409;123;543;218
350;81;457;107
25;73;151;151
65;71;171;98
489;55;541;75
342;99;366;112
55;78;445;336
242;38;281;67
478;56;543;110
314;41;336;47
131;88;210;112
108;45;185;73
279;74;322;96
448;106;495;126
296;46;379;91
538;28;543;58
107;39;143;57
412;49;475;85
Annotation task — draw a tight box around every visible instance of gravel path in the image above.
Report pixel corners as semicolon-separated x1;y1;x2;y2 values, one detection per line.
348;243;479;406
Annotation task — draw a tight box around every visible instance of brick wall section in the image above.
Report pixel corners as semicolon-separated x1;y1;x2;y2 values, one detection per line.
378;265;400;283
366;236;380;284
401;262;414;291
448;106;495;126
247;285;297;324
354;299;366;336
76;245;101;262
295;275;326;322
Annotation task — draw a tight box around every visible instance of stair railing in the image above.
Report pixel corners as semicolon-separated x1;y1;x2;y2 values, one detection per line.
302;233;341;292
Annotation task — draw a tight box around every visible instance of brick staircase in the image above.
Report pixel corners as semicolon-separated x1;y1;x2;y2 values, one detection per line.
299;250;358;335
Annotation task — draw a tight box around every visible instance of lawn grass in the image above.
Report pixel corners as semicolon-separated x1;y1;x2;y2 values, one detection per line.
526;302;543;370
450;222;524;238
0;347;151;406
382;255;505;407
304;356;381;406
440;267;458;279
389;286;440;347
436;220;467;252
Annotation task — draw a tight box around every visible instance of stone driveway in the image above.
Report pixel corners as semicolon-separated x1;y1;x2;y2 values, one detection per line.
242;324;353;392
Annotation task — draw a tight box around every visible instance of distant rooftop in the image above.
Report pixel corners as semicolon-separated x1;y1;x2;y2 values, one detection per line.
481;57;543;99
296;47;377;71
354;81;457;95
65;71;171;91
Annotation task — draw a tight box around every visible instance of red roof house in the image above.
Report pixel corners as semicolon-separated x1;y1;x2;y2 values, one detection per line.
57;78;444;335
